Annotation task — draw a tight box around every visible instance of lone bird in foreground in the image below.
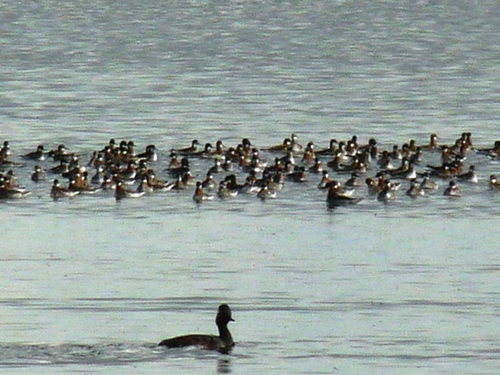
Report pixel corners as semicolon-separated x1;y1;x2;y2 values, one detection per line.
159;304;235;354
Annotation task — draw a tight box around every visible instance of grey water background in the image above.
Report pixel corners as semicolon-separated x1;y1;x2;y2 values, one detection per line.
1;0;500;374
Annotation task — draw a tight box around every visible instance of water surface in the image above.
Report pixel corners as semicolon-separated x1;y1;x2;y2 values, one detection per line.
1;0;499;374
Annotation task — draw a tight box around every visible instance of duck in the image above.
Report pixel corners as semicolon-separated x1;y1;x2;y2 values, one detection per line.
476;140;500;158
158;304;235;354
386;157;411;177
286;166;307;183
182;170;195;187
146;170;175;191
3;170;20;189
90;165;105;186
68;175;101;195
290;133;303;153
117;161;138;183
0;141;12;160
171;139;200;156
406;179;425;198
201;172;217;190
48;144;71;162
172;175;186;190
301;142;315;165
365;177;381;195
377;150;395;171
420;133;439;151
390;144;403;160
358;137;378;160
419;172;439;191
212;140;225;156
315;138;338;156
50;179;80;199
443;180;462;197
224;174;244;194
456;165;478;183
326;181;362;207
22;144;45;161
193;181;214;203
265;138;292;153
31;165;45;182
308;157;324;174
0;178;31;199
344;172;362;188
409;147;424;164
191;143;214;158
137;176;155;194
167;157;190;178
377;180;397;203
167;152;181;170
218;181;238;199
222;157;234;172
136;144;158;162
239;175;260;194
115;180;145;200
489;175;500;190
100;175;117;191
317;170;332;190
257;184;277;201
207;158;224;174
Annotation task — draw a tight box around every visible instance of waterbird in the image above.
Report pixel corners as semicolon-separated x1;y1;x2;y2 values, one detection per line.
159;304;235;354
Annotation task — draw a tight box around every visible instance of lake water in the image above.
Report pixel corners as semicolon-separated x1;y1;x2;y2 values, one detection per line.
1;0;499;374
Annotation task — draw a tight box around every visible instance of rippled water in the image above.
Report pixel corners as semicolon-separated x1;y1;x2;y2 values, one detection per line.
1;0;500;374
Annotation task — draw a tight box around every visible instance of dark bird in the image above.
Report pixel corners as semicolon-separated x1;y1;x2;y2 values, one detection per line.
159;304;235;354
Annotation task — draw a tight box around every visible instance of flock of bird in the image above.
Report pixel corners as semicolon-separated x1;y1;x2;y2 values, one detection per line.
0;132;499;207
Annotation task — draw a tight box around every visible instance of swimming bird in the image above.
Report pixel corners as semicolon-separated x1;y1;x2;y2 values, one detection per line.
90;165;105;186
31;165;45;182
406;179;425;198
443;180;462;197
326;181;362;207
50;179;80;199
290;133;303;153
257;184;277;201
0;177;31;199
301;142;315;165
172;139;200;156
48;144;72;162
456;165;478;183
22;145;45;161
308;157;324;174
315;138;338;156
146;170;174;191
420;133;439;151
115;180;145;200
344;172;362;188
377;180;397;203
201;172;217;190
265;138;292;153
419;172;439;191
0;141;12;160
365;177;381;195
286;166;308;183
136;144;158;162
476;140;500;158
224;174;244;194
191;143;214;158
193;181;214;203
137;176;154;194
158;304;235;354
317;170;332;190
217;181;238;199
489;175;500;190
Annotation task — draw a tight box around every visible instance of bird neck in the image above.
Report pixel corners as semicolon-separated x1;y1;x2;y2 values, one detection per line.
217;322;233;345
